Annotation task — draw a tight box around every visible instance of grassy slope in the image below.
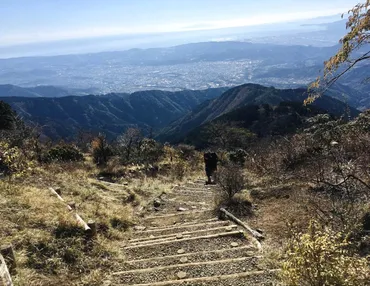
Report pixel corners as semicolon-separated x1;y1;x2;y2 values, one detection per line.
1;156;203;286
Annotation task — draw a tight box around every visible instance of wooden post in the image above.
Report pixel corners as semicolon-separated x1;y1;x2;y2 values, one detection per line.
0;246;16;275
86;220;97;239
219;208;263;251
0;254;13;286
49;187;66;204
49;188;92;232
68;202;76;210
74;214;91;232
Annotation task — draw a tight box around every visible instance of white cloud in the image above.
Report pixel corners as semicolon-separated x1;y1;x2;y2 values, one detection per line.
0;8;347;46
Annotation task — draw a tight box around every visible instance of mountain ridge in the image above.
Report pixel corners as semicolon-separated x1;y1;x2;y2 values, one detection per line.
0;87;228;139
158;83;360;142
0;84;98;98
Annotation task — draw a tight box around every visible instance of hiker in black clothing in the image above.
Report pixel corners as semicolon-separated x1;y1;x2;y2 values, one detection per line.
204;152;218;185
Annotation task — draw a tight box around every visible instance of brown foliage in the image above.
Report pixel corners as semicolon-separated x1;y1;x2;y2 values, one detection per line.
307;1;370;102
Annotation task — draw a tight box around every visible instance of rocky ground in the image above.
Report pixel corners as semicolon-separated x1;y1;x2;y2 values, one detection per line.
105;179;279;286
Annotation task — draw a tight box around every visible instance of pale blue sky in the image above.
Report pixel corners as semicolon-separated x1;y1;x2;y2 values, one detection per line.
0;0;359;46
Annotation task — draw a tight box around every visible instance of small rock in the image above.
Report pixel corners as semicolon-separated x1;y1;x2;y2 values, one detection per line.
150;235;155;239
177;207;188;212
180;257;188;263
133;225;146;231
176;234;184;239
225;226;233;232
159;192;167;199
153;199;161;208
177;248;185;254
256;228;264;234
231;242;239;247
177;271;187;279
330;141;339;146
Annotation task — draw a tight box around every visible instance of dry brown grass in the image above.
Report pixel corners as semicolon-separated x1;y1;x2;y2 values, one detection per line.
0;161;134;285
0;151;205;285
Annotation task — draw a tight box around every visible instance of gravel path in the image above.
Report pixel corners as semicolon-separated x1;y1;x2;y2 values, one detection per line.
109;179;278;286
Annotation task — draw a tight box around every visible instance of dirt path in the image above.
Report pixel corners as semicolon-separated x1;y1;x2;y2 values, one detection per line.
106;179;278;285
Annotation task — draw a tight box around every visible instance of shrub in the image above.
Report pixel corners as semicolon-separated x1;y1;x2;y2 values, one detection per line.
0;101;16;130
110;217;134;231
281;221;370;286
139;138;164;166
177;144;196;160
43;144;84;163
171;160;187;181
92;135;112;165
117;128;143;163
0;142;31;177
229;149;248;166
215;163;245;201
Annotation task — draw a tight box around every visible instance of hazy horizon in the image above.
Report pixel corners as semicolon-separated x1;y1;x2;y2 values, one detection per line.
0;0;359;58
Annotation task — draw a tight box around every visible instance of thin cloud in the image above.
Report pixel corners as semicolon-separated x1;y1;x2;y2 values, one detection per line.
0;8;347;46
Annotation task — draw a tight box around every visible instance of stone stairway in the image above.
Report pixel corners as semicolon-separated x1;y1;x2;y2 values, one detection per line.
109;179;278;285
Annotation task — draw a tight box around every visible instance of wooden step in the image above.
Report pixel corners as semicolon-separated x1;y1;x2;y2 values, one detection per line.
111;270;278;286
140;218;221;234
175;187;212;192
164;195;215;204
157;203;211;214
144;210;213;221
166;198;208;206
118;245;256;271
143;210;215;226
130;224;236;242
112;256;262;285
128;225;239;246
169;190;214;197
124;231;247;260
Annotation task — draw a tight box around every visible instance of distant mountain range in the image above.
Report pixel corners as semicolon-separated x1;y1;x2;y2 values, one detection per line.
0;84;97;98
0;15;347;59
158;83;360;143
0;83;362;141
1;40;368;95
0;88;227;139
0;41;344;94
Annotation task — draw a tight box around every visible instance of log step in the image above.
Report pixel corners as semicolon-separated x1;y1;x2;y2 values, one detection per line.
144;210;213;221
112;270;278;286
169;190;214;197
130;224;236;242
143;210;214;226
128;225;239;246
138;218;221;235
118;245;256;271
112;256;262;285
124;231;247;260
